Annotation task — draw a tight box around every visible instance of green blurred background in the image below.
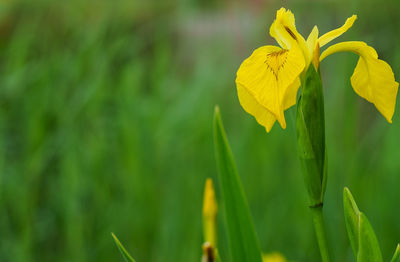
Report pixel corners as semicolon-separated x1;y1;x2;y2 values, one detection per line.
0;0;399;261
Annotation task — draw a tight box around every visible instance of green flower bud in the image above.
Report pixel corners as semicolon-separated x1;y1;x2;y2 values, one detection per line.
296;65;327;207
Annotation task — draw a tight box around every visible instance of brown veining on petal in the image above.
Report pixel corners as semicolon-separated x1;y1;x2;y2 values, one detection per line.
284;26;297;41
264;50;289;79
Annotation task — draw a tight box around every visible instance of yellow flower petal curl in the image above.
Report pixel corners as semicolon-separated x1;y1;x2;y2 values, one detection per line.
269;8;308;54
318;15;357;47
320;41;399;122
236;45;305;130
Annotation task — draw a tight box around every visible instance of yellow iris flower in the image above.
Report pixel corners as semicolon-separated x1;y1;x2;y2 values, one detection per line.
236;8;398;132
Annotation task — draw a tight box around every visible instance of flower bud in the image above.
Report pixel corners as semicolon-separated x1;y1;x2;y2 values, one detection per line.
296;64;327;207
202;178;218;246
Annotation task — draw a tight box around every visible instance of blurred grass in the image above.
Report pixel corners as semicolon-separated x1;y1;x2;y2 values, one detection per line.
0;0;399;261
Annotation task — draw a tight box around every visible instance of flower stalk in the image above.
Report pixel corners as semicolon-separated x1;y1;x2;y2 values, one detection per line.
296;64;331;262
311;206;331;262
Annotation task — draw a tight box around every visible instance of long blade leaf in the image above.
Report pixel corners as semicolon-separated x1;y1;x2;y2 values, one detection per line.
213;106;263;262
343;188;383;262
112;233;137;262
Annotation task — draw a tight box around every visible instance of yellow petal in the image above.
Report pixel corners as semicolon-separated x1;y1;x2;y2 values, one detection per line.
269;8;308;54
318;15;357;47
237;83;277;132
306;26;319;67
237;78;300;132
283;77;301;109
307;26;319;54
236;45;305;130
320;41;399;122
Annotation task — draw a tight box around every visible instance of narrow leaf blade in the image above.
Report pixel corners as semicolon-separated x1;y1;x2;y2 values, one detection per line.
213;107;263;262
112;233;137;262
390;244;400;262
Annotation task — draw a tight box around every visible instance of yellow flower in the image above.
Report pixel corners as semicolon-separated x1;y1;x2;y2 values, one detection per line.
236;8;398;132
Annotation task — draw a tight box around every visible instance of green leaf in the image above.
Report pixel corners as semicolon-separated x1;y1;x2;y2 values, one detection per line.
343;187;361;256
343;188;383;262
213;106;263;262
390;244;400;262
358;213;383;262
111;233;137;262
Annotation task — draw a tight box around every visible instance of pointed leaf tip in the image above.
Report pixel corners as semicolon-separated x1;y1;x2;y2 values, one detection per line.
214;105;220;114
213;108;263;262
111;233;137;262
343;187;361;256
343;187;360;215
214;106;222;128
343;188;383;262
391;244;400;262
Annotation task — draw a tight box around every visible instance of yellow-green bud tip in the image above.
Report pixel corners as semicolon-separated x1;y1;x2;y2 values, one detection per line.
262;252;287;262
203;178;217;218
202;178;218;246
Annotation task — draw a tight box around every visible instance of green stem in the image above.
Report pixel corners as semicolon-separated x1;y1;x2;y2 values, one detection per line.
310;206;331;262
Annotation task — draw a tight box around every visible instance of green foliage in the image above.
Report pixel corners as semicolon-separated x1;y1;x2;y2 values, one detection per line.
296;65;327;206
343;188;383;262
112;233;137;262
213;107;263;262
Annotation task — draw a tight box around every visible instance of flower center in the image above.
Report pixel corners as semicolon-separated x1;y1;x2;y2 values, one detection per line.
264;50;289;79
